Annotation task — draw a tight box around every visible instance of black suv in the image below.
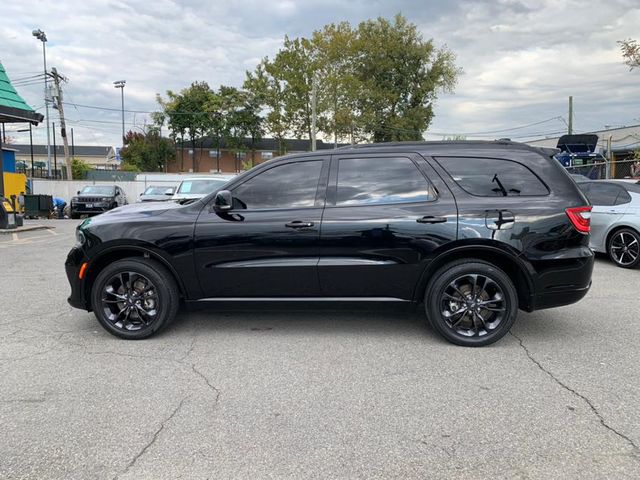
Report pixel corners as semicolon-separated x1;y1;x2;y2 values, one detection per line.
70;185;127;219
66;141;594;346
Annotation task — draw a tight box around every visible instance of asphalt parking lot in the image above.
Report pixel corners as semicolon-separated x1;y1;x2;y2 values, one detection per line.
1;219;638;479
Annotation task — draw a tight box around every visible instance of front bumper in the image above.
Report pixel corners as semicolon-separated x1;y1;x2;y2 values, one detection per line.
65;246;90;310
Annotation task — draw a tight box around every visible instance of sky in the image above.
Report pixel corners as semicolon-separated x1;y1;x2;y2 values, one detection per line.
1;0;639;147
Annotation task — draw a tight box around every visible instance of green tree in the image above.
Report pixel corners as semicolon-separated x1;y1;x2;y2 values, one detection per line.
120;127;175;172
71;157;91;179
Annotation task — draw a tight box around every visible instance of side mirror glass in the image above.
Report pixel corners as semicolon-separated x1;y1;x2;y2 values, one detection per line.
214;190;233;211
77;191;80;195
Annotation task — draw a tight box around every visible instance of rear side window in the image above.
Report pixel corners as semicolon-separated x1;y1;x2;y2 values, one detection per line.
436;157;549;197
336;157;435;206
584;183;628;206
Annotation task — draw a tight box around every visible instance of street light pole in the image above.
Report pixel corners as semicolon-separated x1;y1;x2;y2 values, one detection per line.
113;80;126;148
32;29;52;177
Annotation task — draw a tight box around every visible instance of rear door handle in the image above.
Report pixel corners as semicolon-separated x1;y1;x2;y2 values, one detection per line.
417;216;447;224
285;220;315;228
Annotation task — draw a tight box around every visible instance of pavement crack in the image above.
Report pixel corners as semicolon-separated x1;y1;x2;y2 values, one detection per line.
510;332;639;456
189;363;221;403
114;396;188;479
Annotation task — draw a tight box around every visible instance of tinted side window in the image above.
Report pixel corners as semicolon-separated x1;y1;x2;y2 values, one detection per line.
436;157;549;196
587;183;625;206
232;160;323;209
615;189;632;205
336;157;435;206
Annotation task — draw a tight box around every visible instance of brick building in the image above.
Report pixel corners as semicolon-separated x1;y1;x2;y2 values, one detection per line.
171;137;343;173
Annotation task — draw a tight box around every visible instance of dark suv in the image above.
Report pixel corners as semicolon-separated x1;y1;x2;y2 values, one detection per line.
70;185;127;219
66;141;594;346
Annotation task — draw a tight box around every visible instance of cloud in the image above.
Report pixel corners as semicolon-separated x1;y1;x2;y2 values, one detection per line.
2;0;639;146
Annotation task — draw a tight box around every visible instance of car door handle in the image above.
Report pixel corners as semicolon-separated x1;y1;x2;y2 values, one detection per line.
285;220;315;228
416;216;447;224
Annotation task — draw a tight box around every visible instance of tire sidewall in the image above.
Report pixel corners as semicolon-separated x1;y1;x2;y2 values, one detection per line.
425;261;518;347
91;258;178;339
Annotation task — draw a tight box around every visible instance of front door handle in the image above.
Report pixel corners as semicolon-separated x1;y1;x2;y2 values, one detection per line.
285;220;315;228
417;216;447;224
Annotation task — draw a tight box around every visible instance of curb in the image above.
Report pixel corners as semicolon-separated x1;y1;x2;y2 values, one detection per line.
0;225;54;235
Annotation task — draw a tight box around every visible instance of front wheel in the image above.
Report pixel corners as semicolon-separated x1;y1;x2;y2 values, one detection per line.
91;258;179;339
424;260;518;347
607;228;640;268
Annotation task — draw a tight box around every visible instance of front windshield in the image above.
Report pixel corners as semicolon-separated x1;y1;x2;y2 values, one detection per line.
144;186;174;195
177;179;227;194
80;186;115;195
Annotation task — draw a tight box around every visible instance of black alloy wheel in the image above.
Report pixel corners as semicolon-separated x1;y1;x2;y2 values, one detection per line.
425;260;518;347
608;229;640;269
91;258;179;339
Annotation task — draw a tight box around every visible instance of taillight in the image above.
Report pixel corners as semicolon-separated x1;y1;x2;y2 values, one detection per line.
565;206;592;233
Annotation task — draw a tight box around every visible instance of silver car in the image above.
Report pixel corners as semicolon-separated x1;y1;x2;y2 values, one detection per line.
172;176;234;201
137;185;176;202
578;180;640;268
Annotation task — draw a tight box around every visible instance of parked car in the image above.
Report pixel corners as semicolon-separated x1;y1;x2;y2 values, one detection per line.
172;176;234;201
66;141;594;346
137;185;176;202
570;173;590;183
577;180;640;268
70;185;127;219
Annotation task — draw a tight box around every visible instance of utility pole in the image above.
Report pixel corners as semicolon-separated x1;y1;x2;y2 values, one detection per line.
52;121;57;179
311;75;317;151
568;96;573;135
71;127;75;157
113;80;126;147
32;29;52;177
50;67;72;179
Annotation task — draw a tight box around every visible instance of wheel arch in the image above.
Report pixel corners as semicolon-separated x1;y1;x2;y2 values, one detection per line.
414;244;535;311
83;245;187;306
605;224;640;250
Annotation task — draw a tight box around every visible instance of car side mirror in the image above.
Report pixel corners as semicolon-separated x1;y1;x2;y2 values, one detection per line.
214;190;233;211
77;191;80;195
165;191;173;196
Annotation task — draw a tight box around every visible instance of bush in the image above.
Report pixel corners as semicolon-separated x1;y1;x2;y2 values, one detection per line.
71;158;91;179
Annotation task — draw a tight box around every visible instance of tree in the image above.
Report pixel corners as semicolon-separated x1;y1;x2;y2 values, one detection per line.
71;157;91;179
120;127;175;172
618;39;640;70
244;14;460;146
157;82;212;172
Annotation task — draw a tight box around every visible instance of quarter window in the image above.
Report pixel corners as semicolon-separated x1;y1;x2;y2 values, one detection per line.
585;183;627;206
232;160;323;209
336;157;435;206
436;157;549;196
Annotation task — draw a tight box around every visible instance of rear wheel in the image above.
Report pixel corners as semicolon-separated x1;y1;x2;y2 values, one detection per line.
424;260;518;347
607;228;640;268
91;258;179;339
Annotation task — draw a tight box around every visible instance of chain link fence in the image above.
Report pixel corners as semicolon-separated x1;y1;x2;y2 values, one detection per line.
565;158;640;180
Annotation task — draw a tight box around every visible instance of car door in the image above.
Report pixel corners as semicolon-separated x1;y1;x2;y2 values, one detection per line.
581;183;629;250
318;153;458;300
194;156;329;298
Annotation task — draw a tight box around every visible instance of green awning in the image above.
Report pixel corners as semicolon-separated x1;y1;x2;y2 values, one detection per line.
0;62;44;124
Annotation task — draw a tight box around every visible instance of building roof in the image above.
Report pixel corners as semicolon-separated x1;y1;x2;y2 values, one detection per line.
0;62;44;125
179;137;347;151
11;144;114;157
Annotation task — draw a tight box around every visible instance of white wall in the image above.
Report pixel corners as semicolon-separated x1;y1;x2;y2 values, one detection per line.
32;178;179;202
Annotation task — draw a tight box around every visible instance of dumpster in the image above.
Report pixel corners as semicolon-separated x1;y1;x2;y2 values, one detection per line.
24;194;53;218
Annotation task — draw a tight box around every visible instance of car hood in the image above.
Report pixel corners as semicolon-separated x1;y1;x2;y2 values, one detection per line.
97;199;187;218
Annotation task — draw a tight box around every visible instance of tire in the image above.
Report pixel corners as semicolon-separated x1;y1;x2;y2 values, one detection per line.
607;228;640;269
70;212;79;219
90;258;180;339
424;259;518;347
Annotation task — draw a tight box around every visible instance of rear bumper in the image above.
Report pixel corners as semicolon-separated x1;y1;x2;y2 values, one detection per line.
527;252;594;311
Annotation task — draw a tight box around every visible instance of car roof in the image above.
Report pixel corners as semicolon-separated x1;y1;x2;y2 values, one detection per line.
178;176;234;181
264;140;558;164
585;180;640;194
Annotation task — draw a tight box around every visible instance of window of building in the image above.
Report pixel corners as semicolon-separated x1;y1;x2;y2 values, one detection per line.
436;157;549;197
209;150;220;158
336;157;435;206
232;161;323;210
237;151;247;160
261;151;274;160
